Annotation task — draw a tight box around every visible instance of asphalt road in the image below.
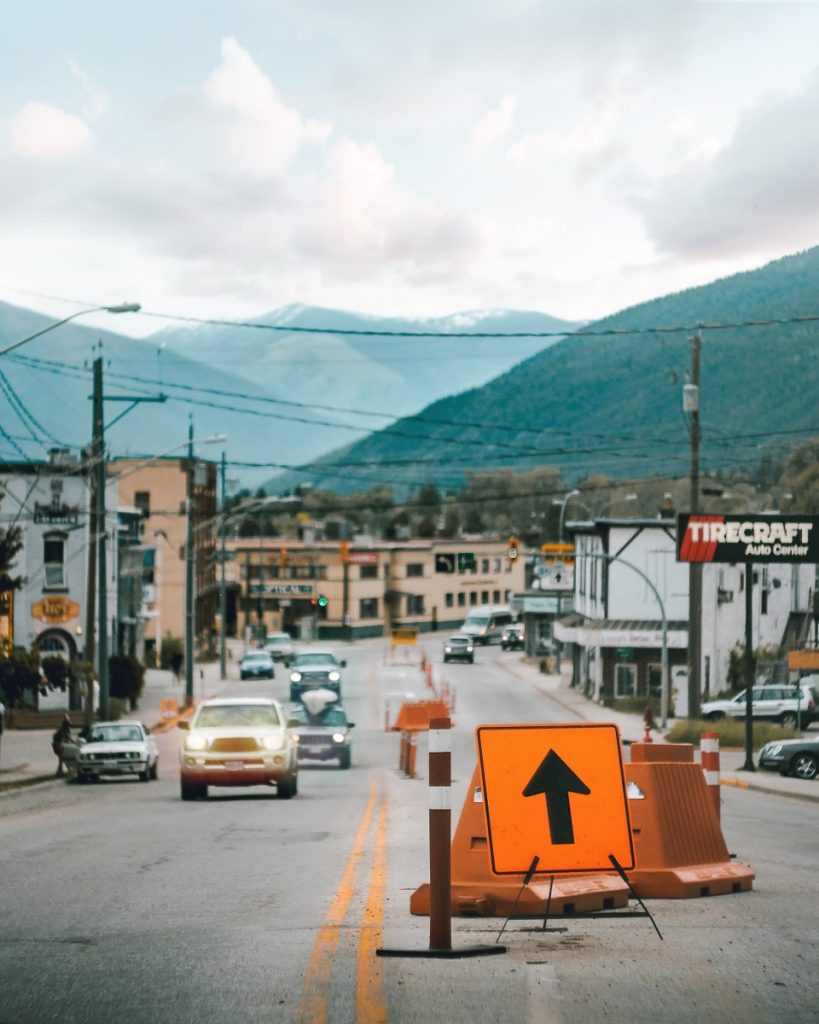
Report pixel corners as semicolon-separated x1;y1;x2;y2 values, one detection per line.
1;637;817;1024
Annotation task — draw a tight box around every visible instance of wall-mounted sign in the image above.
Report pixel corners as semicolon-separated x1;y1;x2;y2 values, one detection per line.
33;502;79;526
249;583;315;596
31;596;81;624
677;514;819;563
347;550;379;565
435;553;456;574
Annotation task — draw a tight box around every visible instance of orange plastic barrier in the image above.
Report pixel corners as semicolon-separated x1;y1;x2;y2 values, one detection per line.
410;764;630;918
391;700;451;733
624;742;754;899
159;698;179;720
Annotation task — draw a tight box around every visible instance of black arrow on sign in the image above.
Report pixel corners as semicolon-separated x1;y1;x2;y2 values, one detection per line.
522;749;591;845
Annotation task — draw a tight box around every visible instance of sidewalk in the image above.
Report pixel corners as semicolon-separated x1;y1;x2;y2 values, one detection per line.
0;651;236;793
499;657;819;806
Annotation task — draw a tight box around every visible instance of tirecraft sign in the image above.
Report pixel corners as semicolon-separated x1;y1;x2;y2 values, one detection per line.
31;596;81;623
677;514;819;563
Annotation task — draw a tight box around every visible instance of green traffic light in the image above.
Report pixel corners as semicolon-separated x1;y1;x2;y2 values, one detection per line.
317;595;328;607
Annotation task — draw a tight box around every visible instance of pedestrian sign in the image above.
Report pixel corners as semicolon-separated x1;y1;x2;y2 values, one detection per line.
476;723;634;875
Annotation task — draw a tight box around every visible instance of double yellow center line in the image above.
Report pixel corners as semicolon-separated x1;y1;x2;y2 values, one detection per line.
296;773;389;1024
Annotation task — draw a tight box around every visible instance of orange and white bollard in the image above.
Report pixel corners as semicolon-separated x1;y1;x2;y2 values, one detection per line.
428;716;452;951
700;731;721;822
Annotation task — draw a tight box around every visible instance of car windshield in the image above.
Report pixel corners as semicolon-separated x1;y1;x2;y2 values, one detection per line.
293;653;338;666
243;652;270;661
195;704;281;728
449;637;470;645
290;705;347;727
90;725;143;743
463;616;489;628
266;636;290;646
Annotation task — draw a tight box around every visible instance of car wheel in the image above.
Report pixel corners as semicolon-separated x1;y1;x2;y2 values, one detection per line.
790;752;818;780
780;712;799;729
181;781;204;800
468;656;474;664
704;712;724;722
277;773;297;799
339;748;352;770
139;766;150;782
289;687;299;701
150;759;159;781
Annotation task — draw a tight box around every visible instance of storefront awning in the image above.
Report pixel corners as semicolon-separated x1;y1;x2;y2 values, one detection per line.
554;615;688;650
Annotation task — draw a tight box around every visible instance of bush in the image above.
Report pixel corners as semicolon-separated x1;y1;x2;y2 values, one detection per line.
160;636;183;672
108;697;126;721
0;647;41;707
612;695;675;718
663;718;796;750
108;655;146;710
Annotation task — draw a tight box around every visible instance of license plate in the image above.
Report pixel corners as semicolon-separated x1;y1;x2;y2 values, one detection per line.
224;761;244;769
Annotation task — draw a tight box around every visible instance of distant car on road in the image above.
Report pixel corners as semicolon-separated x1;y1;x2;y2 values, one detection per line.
701;682;816;729
288;701;355;769
443;634;474;664
178;697;298;800
264;631;295;663
289;649;346;701
500;623;525;651
75;721;159;783
758;736;819;780
239;650;276;680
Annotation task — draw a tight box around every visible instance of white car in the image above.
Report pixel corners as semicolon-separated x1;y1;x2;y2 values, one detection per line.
75;720;159;783
264;631;295;663
701;682;816;729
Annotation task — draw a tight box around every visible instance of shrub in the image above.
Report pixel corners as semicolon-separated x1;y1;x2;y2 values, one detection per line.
108;697;126;721
663;718;796;750
0;647;42;707
108;655;146;710
612;695;675;718
41;655;71;692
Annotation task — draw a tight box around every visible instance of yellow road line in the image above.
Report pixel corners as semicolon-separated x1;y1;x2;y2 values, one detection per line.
356;796;389;1024
296;775;378;1024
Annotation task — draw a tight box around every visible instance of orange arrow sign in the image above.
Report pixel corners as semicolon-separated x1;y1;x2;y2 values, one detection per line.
477;723;634;875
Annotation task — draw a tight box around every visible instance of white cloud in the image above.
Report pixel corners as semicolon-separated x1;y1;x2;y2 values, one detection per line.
69;61;110;121
642;75;819;259
297;137;483;277
468;94;517;155
8;102;92;161
202;36;331;176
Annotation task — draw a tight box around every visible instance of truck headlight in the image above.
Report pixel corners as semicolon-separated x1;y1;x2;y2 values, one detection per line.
329;671;340;682
186;734;207;751
332;733;346;744
262;735;283;751
290;671;302;682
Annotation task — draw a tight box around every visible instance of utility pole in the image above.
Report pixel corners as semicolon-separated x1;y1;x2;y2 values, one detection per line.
83;439;97;733
219;451;227;680
94;357;110;721
687;334;702;719
184;419;195;708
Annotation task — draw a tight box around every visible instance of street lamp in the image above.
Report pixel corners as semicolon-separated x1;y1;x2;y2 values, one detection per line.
0;302;141;357
555;490;584;541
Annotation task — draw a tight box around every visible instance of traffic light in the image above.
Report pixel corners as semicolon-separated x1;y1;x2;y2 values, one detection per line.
317;594;328;608
507;536;520;561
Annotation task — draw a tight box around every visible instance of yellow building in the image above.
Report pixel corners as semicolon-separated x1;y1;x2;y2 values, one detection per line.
226;537;525;641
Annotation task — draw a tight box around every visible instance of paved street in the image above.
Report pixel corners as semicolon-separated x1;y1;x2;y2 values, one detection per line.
1;636;818;1024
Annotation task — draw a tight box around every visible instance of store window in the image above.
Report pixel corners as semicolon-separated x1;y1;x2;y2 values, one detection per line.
43;533;66;589
359;597;379;619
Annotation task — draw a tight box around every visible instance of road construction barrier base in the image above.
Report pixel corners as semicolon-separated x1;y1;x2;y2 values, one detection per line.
410;874;630;918
624;863;755;900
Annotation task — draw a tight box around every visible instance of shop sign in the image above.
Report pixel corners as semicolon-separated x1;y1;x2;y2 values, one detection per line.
31;596;81;624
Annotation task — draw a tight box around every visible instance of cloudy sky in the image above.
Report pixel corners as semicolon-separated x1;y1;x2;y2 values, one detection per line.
2;0;819;335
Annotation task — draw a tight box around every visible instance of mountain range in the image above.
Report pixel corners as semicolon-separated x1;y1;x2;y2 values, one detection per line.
269;246;819;496
0;303;574;489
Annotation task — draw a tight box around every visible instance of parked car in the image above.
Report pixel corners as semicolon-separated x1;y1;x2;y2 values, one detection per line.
443;634;474;664
264;631;295;663
758;736;819;780
75;721;159;783
500;623;525;650
289;649;346;701
178;697;298;800
239;650;276;680
701;682;816;729
288;700;355;769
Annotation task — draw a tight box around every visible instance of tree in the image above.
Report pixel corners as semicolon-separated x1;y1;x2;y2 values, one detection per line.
0;524;24;596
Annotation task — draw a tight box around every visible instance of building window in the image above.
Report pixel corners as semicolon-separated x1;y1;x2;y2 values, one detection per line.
457;592;466;607
481;558;489;573
493;558;502;572
469;592;478;606
134;491;151;518
492;590;500;603
406;563;424;578
43;533;66;589
360;564;378;579
359;597;379;619
445;593;454;608
407;594;425;615
481;590;489;604
615;663;636;698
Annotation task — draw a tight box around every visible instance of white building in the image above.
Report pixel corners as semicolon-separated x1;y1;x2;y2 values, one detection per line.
554;516;811;715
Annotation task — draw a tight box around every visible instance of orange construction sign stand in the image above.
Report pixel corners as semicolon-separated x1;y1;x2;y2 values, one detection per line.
624;742;754;898
391;700;451;733
410;764;631;918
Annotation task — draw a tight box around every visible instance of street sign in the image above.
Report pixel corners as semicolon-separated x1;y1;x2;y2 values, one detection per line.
435;553;456;574
457;552;476;572
476;723;634;875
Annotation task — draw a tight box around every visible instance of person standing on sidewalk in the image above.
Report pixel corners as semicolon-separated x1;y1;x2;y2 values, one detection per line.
51;715;75;777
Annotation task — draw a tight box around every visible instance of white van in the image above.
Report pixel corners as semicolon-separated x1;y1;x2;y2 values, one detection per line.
460;605;516;645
